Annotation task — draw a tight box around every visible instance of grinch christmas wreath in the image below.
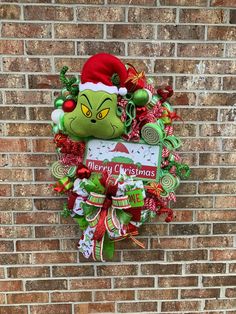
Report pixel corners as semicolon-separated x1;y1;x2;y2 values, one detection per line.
50;53;190;261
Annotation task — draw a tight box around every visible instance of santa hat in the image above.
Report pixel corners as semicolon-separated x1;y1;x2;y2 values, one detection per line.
79;53;128;96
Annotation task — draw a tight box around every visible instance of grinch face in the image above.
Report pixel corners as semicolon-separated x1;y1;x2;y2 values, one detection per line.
64;90;124;139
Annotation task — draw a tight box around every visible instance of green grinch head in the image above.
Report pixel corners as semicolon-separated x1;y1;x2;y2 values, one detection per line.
63;53;129;140
64;89;125;139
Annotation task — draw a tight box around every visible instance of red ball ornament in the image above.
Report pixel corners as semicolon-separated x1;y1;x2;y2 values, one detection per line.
76;164;91;179
62;99;76;112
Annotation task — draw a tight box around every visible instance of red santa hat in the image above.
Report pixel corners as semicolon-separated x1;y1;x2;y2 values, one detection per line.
79;53;128;96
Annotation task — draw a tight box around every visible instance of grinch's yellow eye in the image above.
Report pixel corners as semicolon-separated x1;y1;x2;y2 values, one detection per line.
96;108;110;120
81;104;92;118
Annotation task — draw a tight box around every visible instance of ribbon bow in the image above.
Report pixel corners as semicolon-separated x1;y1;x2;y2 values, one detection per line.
125;64;146;91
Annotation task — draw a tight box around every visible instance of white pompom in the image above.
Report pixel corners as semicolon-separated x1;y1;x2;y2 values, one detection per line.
118;87;127;96
51;109;64;124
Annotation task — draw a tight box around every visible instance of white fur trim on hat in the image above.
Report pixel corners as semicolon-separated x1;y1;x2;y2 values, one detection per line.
79;82;127;96
79;82;119;94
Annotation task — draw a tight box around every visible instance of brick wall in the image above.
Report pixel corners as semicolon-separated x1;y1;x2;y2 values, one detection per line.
0;0;236;313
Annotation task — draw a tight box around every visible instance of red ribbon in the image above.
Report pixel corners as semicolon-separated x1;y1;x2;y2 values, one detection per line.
157;86;173;101
125;64;146;91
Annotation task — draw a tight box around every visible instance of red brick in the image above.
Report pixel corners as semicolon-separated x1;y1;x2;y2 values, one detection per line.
0;169;32;182
52;265;94;277
55;24;103;39
211;249;236;261
151;237;191;250
226;288;236;297
128;8;176;23
226;43;236;57
2;23;51;39
138;289;178;300
0;4;21;19
32;252;77;264
215;196;236;208
174;196;213;209
8;267;50;278
199;182;236;194
26;40;74;55
197;210;236;222
180;9;226;23
198;92;236;106
170;224;211;236
139;224;168;236
211;0;236;6
176;76;221;91
95;290;135;301
77;7;125;22
77;41;125;56
107;24;154;39
181;138;221;152
55;57;86;72
141;264;182;275
0;107;26;120
157;25;204;40
123;250;164;261
203;276;236;286
6;123;51;136
159;276;198;287
223;139;236;151
0;74;25;88
167;249;208;262
16;239;59;251
177;108;218;121
224;76;236;90
34;199;65;211
214;223;236;234
10;154;56;167
97;264;138;276
74;303;115;314
181;288;220;299
34;169;54;182
3;57;51;72
190;168;218;181
29;75;60;89
128;42;174;57
0;212;12;225
0;240;14;252
170;92;196;105
14;212;58;225
0;306;27;314
0;281;23;292
177;43;224;57
14;183;56;197
25;5;73;21
0;199;32;211
162;300;201;312
70;278;111;290
0;139;30;153
30;304;72;314
26;279;67;291
0;226;33;238
193;236;234;248
200;124;236;137
117;302;157;313
114;277;154;289
35;225;79;238
5;91;51;105
32;139;55;153
109;0;155;3
51;291;91;302
199;153;236;166
0;253;31;265
7;292;49;304
208;26;236;40
0;40;24;55
185;263;226;274
205;299;236;310
161;0;207;4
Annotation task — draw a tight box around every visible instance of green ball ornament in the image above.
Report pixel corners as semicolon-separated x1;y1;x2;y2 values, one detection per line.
54;96;66;108
132;89;150;107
